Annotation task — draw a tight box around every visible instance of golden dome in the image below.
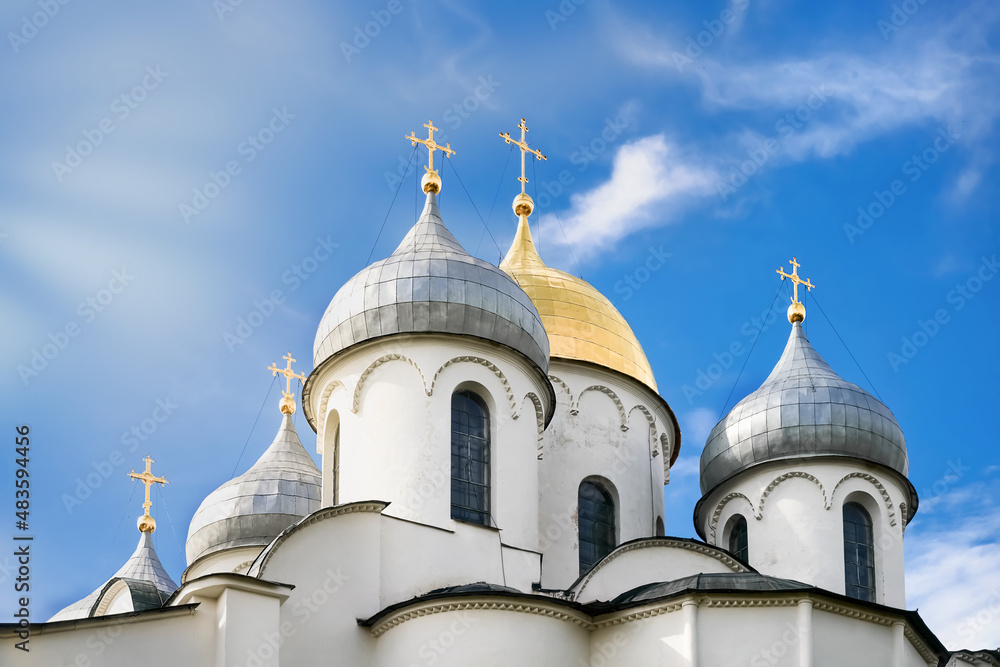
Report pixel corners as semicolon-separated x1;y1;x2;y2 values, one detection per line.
500;215;657;391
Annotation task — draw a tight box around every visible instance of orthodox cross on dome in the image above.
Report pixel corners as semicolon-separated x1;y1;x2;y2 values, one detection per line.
128;455;167;534
405;119;455;194
500;118;547;217
776;257;816;323
268;352;305;415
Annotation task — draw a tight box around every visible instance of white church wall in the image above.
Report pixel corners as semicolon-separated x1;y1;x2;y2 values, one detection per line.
538;360;676;590
700;604;796;666
13;608;216;666
371;605;590;667
573;539;744;603
590;610;686;666
700;458;910;607
813;606;895;667
254;505;384;666
379;514;510;603
310;334;550;553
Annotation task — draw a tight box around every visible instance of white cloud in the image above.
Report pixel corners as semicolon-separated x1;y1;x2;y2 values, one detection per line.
608;2;998;196
537;134;719;260
906;485;1000;649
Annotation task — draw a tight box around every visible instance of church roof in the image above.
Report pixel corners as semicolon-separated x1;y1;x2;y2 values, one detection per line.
185;413;321;565
312;191;550;373
49;532;177;622
500;214;658;391
612;572;809;604
700;322;908;495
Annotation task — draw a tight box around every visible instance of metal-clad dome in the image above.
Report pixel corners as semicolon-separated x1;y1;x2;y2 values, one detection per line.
500;215;657;391
49;533;177;621
185;414;321;565
313;192;549;373
700;322;908;494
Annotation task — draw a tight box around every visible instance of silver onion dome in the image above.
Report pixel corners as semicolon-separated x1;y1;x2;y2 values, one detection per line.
49;532;177;622
185;414;321;565
313;192;550;373
700;322;908;495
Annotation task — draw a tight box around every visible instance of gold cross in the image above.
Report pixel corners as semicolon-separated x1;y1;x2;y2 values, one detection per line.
776;257;815;304
405;120;455;193
500;118;547;195
268;352;305;415
129;455;167;533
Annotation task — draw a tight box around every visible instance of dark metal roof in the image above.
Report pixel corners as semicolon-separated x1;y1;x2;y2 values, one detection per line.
613;573;810;604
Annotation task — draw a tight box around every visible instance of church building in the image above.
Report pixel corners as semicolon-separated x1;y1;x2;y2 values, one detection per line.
5;119;997;667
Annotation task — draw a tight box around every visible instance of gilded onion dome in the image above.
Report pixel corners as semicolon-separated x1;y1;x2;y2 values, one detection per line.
185;413;321;565
312;192;550;373
500;215;657;391
700;322;908;495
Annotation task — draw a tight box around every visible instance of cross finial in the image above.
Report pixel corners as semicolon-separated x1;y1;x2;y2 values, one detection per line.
776;257;816;324
405;120;456;194
128;455;168;534
268;352;306;415
500;118;547;217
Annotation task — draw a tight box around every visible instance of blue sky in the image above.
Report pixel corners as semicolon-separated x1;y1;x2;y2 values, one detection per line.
1;0;997;649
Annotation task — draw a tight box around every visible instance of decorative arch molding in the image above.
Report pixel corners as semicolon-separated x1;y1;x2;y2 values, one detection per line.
572;385;628;432
316;380;347;446
709;492;757;542
830;472;897;527
352;354;429;413
519;392;545;459
548;374;575;408
430;356;517;415
757;472;827;520
572;537;751;598
249;501;388;578
92;579;129;617
627;404;658;444
660;433;671;477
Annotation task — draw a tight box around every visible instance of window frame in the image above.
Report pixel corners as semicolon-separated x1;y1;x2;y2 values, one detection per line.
726;514;749;563
578;479;617;575
843;501;877;602
450;389;492;526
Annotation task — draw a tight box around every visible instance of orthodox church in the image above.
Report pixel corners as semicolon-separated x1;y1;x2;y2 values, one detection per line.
5;120;997;666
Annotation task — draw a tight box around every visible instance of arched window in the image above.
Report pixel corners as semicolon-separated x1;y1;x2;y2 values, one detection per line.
655;516;665;537
728;514;749;563
843;502;876;602
450;391;490;525
579;481;616;574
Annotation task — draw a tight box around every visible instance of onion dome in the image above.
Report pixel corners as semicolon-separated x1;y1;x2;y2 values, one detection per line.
313;191;549;373
50;533;177;622
500;214;657;391
700;322;908;495
50;464;177;625
185;413;320;565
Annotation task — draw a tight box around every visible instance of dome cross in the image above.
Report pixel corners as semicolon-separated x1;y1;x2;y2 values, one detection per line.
776;257;815;323
268;352;305;414
128;455;167;534
500;118;547;216
405;119;455;193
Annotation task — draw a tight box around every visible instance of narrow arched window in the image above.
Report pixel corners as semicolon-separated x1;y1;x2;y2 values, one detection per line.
655;516;665;537
728;515;749;563
844;503;876;602
579;481;615;574
451;391;490;525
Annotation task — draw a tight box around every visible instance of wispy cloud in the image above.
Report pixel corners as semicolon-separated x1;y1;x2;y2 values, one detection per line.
906;484;1000;649
537;134;719;260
